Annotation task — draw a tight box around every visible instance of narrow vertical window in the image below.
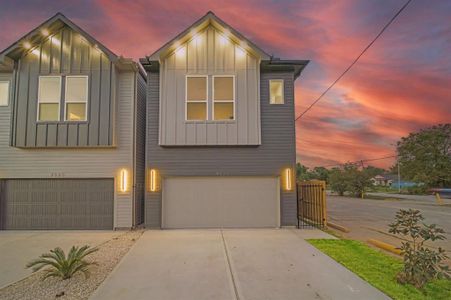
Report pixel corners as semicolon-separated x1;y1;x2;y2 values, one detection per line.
213;76;234;120
37;76;61;121
65;76;88;121
269;79;284;104
186;76;207;120
0;81;9;106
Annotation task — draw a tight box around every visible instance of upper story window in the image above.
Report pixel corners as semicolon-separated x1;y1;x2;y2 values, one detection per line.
0;81;9;106
65;76;88;121
186;76;207;120
269;79;284;104
213;76;235;120
37;75;89;122
38;76;61;121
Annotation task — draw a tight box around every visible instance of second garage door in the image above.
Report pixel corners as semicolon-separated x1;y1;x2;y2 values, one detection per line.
162;177;280;228
0;179;114;230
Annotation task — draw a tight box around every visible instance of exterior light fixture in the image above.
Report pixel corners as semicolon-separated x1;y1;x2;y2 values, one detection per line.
235;46;245;58
282;167;293;191
119;168;128;193
41;29;49;36
148;168;160;192
23;42;32;49
219;34;228;46
176;45;186;57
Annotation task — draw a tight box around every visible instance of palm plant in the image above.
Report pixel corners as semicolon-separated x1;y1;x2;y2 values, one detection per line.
26;245;98;280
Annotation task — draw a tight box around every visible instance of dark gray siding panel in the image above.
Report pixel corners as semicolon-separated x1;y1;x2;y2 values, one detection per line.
145;71;297;227
1;179;114;230
11;26;115;148
134;74;146;225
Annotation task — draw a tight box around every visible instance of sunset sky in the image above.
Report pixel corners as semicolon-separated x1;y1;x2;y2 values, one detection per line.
1;0;450;169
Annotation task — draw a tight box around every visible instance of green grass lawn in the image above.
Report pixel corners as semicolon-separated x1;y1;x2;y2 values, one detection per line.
307;239;451;300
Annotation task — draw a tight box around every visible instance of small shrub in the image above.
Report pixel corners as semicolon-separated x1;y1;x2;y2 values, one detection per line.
389;209;451;288
26;245;98;280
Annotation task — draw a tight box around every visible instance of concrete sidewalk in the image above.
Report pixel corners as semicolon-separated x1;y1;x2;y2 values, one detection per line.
91;229;389;300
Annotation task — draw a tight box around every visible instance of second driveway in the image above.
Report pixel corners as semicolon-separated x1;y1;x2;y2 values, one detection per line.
91;229;389;300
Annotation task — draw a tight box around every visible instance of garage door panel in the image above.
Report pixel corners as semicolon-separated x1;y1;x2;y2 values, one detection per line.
1;179;114;230
163;177;279;228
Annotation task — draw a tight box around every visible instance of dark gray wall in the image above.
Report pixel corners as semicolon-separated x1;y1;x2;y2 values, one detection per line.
145;70;297;227
11;26;115;148
134;73;147;225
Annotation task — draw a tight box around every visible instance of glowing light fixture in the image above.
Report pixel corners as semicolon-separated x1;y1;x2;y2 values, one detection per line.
23;42;32;49
219;34;228;46
51;36;61;46
31;49;40;57
148;168;160;192
176;45;186;57
41;29;49;36
119;168;128;193
235;46;245;58
193;34;202;44
282;168;293;191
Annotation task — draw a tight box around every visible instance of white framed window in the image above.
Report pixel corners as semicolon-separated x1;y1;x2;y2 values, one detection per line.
186;75;208;121
213;75;235;121
37;76;61;121
269;79;284;104
0;81;9;106
65;76;88;121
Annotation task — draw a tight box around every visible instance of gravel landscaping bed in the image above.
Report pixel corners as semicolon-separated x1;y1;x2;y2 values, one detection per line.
0;229;144;300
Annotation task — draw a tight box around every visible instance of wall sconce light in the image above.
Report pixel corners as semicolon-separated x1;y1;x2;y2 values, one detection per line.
148;168;161;192
282;167;293;191
119;168;129;193
235;46;245;58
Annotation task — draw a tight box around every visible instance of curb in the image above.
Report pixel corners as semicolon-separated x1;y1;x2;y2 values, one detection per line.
327;222;350;233
368;239;402;255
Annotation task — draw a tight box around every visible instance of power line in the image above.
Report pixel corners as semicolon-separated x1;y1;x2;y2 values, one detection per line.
311;155;396;168
295;0;413;121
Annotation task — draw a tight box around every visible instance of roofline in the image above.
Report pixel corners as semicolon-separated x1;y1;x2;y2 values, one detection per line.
0;12;118;62
144;11;271;62
261;59;310;80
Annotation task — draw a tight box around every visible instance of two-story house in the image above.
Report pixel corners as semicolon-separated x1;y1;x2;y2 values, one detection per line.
0;14;146;230
140;12;308;228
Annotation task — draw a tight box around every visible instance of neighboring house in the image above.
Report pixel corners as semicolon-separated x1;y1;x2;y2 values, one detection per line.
140;12;308;228
0;13;146;230
371;175;393;186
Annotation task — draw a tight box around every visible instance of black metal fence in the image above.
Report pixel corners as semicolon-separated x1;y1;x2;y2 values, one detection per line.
297;180;327;229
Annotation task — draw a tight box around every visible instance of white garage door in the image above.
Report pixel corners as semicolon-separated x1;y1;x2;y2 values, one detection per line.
162;177;280;228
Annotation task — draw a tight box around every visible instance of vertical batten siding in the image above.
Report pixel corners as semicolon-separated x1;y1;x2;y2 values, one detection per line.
145;70;297;227
0;71;136;228
159;26;261;146
11;26;115;148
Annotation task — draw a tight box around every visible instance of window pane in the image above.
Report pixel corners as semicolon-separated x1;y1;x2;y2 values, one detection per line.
39;77;61;103
270;80;284;104
66;103;86;121
0;81;9;106
214;102;234;120
39;103;59;121
214;77;233;100
66;77;88;102
187;102;206;120
187;77;207;101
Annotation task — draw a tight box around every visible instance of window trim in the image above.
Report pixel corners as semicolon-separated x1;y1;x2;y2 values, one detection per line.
37;75;62;122
185;75;208;121
64;75;89;122
269;79;284;105
0;80;10;107
212;75;235;121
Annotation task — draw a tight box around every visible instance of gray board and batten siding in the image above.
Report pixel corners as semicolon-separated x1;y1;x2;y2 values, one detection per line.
10;26;115;148
145;70;298;227
158;26;261;146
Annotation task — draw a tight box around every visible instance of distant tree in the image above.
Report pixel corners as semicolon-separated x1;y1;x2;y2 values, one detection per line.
329;167;347;196
296;163;312;181
311;167;330;183
396;124;451;187
345;164;373;197
364;165;387;178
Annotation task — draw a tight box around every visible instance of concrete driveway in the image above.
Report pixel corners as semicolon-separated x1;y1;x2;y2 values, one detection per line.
91;229;389;300
0;230;121;288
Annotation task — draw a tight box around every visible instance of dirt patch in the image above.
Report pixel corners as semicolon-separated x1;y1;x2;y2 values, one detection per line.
0;230;144;300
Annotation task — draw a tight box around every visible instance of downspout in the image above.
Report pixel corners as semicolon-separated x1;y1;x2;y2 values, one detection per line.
132;72;137;228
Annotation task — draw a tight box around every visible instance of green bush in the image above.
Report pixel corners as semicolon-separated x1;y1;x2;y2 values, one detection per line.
26;245;98;280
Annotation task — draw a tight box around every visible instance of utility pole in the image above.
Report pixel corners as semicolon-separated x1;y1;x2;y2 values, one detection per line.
397;159;401;193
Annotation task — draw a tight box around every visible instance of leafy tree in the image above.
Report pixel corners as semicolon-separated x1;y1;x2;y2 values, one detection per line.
396;124;451;187
26;245;98;280
311;167;330;183
345;164;373;197
329;167;348;196
296;163;312;181
389;209;450;288
363;165;387;178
